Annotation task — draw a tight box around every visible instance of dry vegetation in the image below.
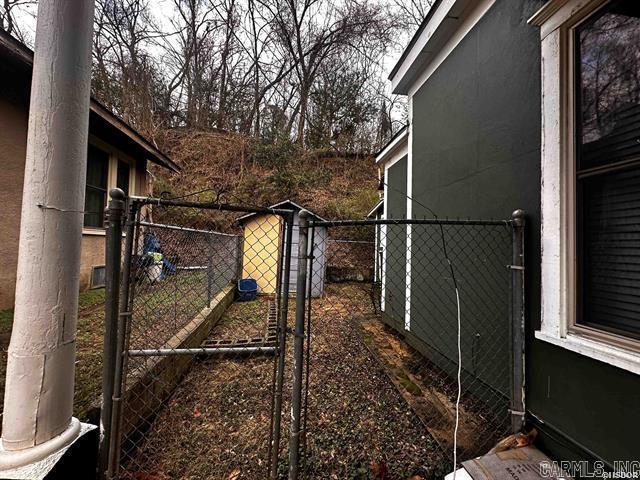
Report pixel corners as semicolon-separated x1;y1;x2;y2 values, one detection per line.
151;130;380;225
123;284;449;480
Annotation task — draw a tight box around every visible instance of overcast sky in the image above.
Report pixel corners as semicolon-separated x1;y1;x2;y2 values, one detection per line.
13;1;413;83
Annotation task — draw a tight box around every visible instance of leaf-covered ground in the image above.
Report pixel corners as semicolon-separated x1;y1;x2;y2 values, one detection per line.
123;284;449;480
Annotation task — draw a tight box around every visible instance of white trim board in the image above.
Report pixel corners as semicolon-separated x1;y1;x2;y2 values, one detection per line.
536;331;640;376
405;98;414;332
391;0;497;96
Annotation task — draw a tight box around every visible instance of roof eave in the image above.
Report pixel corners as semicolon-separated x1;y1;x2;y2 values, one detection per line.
389;0;488;96
367;199;384;218
89;100;180;173
375;128;408;166
0;29;180;173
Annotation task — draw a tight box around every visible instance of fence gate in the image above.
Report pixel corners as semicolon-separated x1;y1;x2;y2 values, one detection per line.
99;191;296;480
287;212;525;479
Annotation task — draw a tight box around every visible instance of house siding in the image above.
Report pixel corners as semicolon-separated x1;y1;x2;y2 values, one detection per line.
399;0;640;464
0;95;150;309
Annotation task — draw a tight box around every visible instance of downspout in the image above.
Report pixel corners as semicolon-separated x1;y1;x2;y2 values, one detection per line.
0;0;94;469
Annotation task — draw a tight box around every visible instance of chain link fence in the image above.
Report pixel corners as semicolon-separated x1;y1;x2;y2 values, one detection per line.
99;193;524;479
100;194;295;480
291;215;525;478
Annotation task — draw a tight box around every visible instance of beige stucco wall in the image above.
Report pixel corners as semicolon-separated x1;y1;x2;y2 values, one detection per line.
0;97;149;310
0;96;28;310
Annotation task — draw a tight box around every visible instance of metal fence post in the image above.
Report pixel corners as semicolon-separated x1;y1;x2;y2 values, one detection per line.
98;189;125;480
207;233;214;306
288;210;309;480
270;212;294;479
236;235;244;281
510;209;526;433
106;200;138;480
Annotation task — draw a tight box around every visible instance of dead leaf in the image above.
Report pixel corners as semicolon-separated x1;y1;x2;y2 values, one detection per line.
371;460;388;479
227;468;241;480
133;473;165;480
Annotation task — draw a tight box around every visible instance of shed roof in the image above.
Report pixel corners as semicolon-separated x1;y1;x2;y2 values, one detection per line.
236;200;327;224
0;29;180;173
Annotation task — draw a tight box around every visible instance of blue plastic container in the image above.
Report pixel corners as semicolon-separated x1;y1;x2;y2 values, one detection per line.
237;278;258;301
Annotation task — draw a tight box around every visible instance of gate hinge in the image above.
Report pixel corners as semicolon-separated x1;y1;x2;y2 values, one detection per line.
508;265;525;271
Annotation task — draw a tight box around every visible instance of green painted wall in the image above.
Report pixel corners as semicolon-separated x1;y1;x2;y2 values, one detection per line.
383;156;408;331
400;0;640;465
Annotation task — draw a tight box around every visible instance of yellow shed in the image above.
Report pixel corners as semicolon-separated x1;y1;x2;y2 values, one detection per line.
240;213;283;294
237;201;328;297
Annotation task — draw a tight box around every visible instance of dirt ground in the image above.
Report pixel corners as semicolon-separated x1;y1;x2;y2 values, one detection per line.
123;284;451;480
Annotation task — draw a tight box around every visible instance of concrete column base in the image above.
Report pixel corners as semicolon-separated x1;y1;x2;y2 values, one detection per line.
0;418;81;473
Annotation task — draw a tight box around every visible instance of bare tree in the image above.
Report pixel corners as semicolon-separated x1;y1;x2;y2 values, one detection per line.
258;0;387;146
3;0;421;152
390;0;434;30
0;0;37;43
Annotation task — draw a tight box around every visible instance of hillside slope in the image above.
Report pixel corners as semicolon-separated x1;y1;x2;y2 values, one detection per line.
151;130;380;223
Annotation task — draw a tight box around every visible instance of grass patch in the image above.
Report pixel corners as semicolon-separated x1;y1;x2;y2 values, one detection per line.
0;309;13;335
0;288;105;338
0;275;217;424
396;369;423;396
78;288;105;310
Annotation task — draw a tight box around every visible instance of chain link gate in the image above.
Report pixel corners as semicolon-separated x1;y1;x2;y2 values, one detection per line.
99;190;296;480
288;212;525;478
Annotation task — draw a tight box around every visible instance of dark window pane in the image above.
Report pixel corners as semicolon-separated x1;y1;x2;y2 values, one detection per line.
576;0;640;338
86;145;109;189
578;168;640;338
84;188;106;228
84;145;109;228
117;159;130;195
576;0;640;171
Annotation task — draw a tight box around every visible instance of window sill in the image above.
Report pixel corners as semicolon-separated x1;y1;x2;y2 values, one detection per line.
82;228;106;236
535;330;640;375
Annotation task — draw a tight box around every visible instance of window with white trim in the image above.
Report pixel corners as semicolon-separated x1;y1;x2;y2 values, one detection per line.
532;0;640;373
83;142;137;229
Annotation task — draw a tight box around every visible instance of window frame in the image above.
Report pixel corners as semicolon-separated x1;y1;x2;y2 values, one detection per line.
84;144;110;230
530;0;640;374
83;135;138;234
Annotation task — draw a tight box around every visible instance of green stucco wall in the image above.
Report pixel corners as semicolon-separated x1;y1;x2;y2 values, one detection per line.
397;0;640;466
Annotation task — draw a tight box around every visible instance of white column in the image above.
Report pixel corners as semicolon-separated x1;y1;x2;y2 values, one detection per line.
0;0;94;469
